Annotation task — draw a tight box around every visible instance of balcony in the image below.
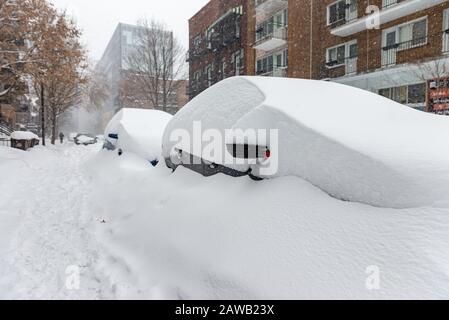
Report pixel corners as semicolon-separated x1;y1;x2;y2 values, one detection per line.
254;27;287;52
255;0;287;22
331;0;447;37
381;36;428;67
324;57;358;79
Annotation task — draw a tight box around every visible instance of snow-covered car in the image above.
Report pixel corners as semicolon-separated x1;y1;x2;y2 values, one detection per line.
104;108;172;166
74;134;97;146
162;76;449;209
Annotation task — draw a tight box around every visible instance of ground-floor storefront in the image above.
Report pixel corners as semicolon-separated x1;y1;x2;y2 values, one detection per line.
334;56;449;115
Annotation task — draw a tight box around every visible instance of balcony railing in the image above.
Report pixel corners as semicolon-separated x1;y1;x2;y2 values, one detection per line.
381;36;428;67
328;0;358;29
325;55;358;76
328;16;358;29
382;0;407;9
257;67;287;77
331;0;447;37
254;27;287;52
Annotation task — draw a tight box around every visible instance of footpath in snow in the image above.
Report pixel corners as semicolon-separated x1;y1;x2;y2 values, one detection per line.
0;144;115;299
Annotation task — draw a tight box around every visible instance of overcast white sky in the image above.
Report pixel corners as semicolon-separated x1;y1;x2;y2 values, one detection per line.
49;0;209;61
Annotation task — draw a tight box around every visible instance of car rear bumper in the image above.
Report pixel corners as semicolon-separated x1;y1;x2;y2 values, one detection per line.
165;157;250;178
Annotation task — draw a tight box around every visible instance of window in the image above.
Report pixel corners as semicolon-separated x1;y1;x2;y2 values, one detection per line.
193;71;200;91
283;49;288;67
255;9;287;42
233;49;244;75
256;16;274;41
444;9;449;53
408;83;426;104
206;65;213;87
256;55;273;75
275;53;282;68
122;31;134;46
220;59;227;80
235;19;241;38
379;88;392;99
378;83;426;108
393;86;407;104
327;45;346;66
193;36;201;51
327;0;347;25
256;49;287;75
206;28;214;49
398;18;427;48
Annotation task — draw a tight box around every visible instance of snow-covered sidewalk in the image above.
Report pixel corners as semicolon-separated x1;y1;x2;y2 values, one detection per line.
0;144;114;299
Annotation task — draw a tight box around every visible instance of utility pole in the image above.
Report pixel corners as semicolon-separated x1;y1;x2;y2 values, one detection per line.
40;82;45;146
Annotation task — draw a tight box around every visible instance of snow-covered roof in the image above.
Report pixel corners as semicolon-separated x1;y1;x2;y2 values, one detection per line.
163;76;449;208
10;131;39;141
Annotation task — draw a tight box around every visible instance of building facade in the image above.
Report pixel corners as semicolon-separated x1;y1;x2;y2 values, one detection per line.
287;0;449;113
188;0;255;99
191;0;449;113
254;0;289;77
96;23;188;127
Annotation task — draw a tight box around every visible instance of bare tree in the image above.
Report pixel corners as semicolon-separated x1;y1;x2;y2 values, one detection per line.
412;57;449;113
29;10;87;144
78;61;111;111
122;17;186;112
86;68;111;110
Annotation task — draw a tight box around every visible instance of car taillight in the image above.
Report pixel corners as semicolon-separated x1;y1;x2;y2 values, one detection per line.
265;149;271;159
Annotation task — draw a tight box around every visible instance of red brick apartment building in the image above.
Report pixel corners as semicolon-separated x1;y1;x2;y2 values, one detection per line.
188;0;256;99
190;0;449;113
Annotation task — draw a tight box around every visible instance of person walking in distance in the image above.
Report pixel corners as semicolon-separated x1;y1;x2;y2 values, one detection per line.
59;132;65;144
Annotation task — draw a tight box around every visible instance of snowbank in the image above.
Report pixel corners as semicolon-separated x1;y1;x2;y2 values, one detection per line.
86;152;449;299
163;76;449;208
0;146;32;292
10;131;39;141
105;108;172;161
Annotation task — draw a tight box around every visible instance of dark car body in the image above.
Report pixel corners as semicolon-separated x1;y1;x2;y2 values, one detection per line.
165;144;271;180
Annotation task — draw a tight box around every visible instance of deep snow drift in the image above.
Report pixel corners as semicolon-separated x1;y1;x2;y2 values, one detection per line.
1;144;449;299
87;150;449;299
163;77;449;208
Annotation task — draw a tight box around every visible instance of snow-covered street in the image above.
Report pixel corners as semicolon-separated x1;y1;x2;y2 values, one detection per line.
2;143;449;299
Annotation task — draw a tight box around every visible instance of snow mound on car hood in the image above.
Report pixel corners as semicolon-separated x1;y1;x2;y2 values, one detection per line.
163;76;449;209
106;108;172;161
